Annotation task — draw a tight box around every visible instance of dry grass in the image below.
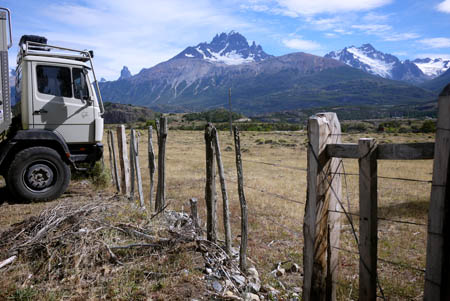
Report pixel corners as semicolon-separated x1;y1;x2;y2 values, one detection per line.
0;129;434;300
104;129;433;299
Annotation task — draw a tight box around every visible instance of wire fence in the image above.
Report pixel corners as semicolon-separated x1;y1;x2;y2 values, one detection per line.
107;126;432;300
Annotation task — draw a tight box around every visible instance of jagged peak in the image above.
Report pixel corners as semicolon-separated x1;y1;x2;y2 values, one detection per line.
172;31;272;65
119;66;132;80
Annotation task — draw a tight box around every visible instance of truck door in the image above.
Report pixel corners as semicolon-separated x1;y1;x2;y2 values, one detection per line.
31;62;95;143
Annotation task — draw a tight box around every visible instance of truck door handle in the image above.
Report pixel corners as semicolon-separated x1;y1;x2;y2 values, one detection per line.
33;109;48;115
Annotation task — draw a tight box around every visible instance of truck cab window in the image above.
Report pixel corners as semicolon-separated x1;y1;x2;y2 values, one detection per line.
36;65;72;98
73;68;89;100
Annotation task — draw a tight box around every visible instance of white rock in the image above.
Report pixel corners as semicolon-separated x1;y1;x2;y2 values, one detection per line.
243;292;260;301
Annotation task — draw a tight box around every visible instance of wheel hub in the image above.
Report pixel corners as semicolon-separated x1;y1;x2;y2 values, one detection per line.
26;164;54;190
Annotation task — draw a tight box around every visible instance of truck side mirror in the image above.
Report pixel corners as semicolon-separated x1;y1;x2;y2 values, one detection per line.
79;69;92;105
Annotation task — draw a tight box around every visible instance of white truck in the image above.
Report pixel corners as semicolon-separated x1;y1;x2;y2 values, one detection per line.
0;8;105;201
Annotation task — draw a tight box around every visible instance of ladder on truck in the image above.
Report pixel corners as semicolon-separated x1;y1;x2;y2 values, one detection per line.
0;7;12;136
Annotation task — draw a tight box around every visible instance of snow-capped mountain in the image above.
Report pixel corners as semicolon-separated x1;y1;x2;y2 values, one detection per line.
412;58;450;78
325;44;428;83
172;31;272;65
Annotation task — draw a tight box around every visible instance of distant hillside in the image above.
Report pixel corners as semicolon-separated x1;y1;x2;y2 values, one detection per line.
100;52;435;116
103;102;159;124
421;68;450;93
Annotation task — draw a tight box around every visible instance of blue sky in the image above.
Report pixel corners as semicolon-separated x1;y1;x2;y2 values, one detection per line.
4;0;450;80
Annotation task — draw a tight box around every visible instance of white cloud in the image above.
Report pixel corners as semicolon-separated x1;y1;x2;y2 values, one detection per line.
436;0;450;13
419;37;450;48
351;24;392;34
275;0;392;16
282;38;322;51
362;12;390;22
28;0;254;79
351;24;419;42
383;32;420;41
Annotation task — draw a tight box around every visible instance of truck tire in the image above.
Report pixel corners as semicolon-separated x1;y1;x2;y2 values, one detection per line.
7;146;71;202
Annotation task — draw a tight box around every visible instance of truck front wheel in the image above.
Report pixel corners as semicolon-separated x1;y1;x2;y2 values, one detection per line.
7;147;71;202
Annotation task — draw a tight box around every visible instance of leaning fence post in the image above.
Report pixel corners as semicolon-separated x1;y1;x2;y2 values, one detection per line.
155;117;168;211
204;123;217;243
304;113;342;301
109;130;121;192
212;127;232;255
116;125;130;195
358;138;378;301
424;85;450;301
234;126;248;272
148;126;156;211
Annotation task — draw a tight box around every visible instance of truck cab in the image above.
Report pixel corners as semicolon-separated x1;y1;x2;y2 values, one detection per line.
16;36;104;159
0;7;105;201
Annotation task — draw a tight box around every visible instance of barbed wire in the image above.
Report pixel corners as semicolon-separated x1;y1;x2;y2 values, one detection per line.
332;172;432;184
221;155;308;172
328;210;427;227
332;246;425;273
226;178;305;205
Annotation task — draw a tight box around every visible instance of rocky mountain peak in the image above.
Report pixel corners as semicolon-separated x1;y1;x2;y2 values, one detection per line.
172;31;272;65
325;44;428;83
119;66;132;80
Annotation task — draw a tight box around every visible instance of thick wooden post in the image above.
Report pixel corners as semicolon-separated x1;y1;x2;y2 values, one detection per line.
424;85;450;301
109;130;121;192
358;138;378;301
212;127;232;255
155;117;167;211
303;113;342;301
204;123;217;242
234;126;248;272
117;125;130;195
148;126;156;211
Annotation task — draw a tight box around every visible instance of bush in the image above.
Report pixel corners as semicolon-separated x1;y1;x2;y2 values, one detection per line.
420;120;436;133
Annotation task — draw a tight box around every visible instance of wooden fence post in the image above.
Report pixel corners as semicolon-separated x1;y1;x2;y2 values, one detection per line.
424;85;450;301
358;138;378;301
130;129;145;208
190;198;201;234
107;131;114;182
116;125;130;195
234;126;248;272
212;127;232;255
148;126;156;211
303;113;342;301
204;123;217;243
109;130;121;192
155;117;167;211
130;129;136;200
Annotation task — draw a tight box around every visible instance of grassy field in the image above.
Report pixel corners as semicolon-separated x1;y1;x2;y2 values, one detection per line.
0;128;435;300
104;128;434;299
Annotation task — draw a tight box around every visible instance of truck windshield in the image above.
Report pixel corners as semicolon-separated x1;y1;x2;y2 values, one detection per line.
36;65;72;98
73;68;89;100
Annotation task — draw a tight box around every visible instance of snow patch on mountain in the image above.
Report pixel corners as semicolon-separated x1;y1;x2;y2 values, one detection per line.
345;46;395;78
413;58;450;77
